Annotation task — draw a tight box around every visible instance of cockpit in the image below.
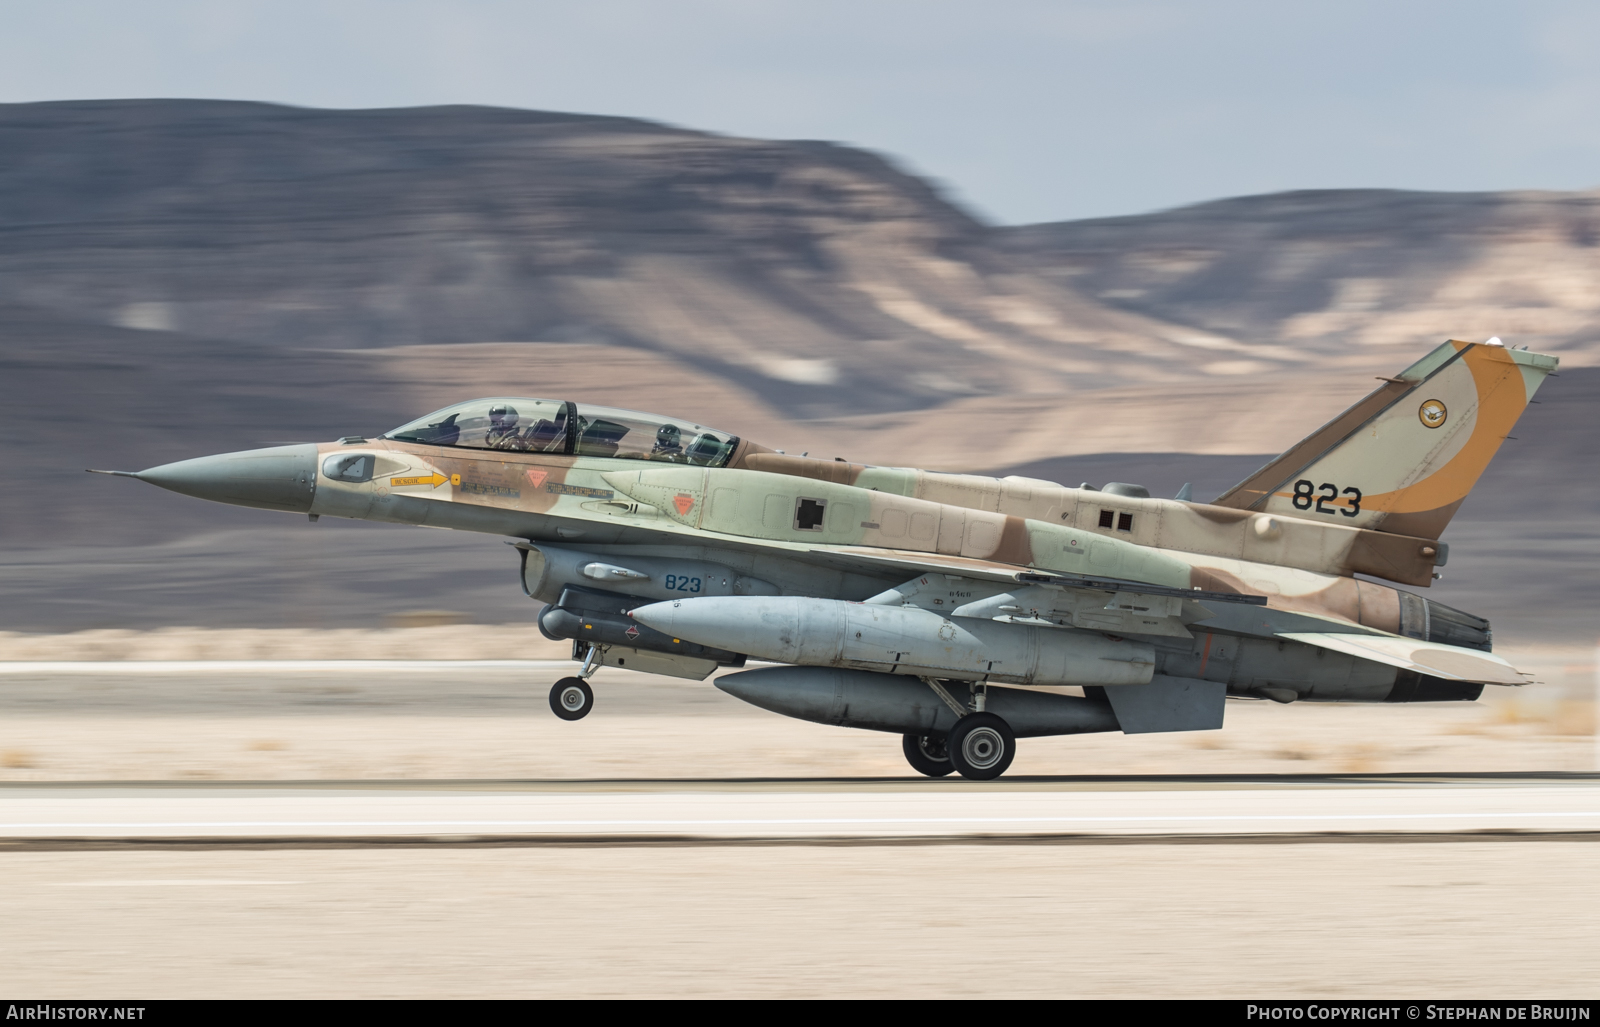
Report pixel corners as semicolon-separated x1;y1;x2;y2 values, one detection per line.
382;399;741;467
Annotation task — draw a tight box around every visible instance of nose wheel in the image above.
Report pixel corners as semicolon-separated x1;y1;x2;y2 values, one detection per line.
947;713;1016;780
549;677;594;721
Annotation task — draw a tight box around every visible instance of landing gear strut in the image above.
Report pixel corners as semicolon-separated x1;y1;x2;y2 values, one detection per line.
901;733;955;777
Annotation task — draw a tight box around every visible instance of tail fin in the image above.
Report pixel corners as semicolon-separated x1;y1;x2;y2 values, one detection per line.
1213;340;1558;538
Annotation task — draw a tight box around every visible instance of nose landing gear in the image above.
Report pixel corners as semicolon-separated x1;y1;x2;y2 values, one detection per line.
549;677;594;720
549;643;600;720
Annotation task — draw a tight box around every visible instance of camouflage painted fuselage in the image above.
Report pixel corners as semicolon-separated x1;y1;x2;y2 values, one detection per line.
112;338;1551;716
288;339;1551;701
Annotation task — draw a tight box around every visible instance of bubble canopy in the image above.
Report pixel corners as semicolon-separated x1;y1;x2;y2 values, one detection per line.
382;399;741;467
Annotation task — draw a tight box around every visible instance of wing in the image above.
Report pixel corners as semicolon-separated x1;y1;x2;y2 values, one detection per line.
817;546;1529;685
808;543;1267;606
805;544;1265;639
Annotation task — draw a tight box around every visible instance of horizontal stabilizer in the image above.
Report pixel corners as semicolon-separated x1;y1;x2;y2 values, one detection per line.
1277;631;1526;685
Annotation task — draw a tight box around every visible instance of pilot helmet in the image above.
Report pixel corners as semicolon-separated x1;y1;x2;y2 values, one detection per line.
488;403;520;428
655;424;683;449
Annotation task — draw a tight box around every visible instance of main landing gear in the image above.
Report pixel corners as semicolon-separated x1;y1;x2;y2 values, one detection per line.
901;733;955;777
903;680;1019;780
549;643;600;721
946;712;1016;780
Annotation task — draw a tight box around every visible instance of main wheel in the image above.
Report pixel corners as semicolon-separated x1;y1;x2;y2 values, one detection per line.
947;713;1016;780
902;733;955;777
549;677;594;721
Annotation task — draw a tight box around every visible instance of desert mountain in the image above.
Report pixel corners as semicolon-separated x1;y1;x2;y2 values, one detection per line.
0;99;1247;424
1001;189;1600;372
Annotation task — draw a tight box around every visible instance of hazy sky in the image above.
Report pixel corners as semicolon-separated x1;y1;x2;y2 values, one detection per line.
4;1;1599;224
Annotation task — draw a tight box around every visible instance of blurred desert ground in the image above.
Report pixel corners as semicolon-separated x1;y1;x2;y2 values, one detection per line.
0;659;1592;782
2;655;1596;999
3;839;1598;998
0;100;1596;764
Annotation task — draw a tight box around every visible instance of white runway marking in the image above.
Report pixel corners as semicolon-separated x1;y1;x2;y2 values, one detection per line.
3;786;1598;839
5;811;1600;830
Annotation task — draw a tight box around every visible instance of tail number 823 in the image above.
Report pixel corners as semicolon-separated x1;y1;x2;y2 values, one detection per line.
1292;480;1362;517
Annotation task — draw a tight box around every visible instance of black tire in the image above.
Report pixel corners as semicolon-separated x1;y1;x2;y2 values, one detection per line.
947;712;1016;780
549;677;594;721
902;733;955;778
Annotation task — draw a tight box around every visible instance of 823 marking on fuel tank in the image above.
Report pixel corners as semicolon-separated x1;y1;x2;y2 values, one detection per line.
1292;479;1362;517
664;574;702;593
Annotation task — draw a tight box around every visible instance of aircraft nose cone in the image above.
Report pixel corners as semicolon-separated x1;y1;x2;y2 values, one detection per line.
137;444;319;513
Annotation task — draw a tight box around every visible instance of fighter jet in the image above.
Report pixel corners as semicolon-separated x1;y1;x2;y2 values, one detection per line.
93;338;1556;779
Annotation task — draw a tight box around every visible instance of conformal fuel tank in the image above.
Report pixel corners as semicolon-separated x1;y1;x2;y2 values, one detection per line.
629;595;1155;686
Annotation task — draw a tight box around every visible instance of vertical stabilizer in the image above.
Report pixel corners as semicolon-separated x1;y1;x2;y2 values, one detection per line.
1213;340;1558;539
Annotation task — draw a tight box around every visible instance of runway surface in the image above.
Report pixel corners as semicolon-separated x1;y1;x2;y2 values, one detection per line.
2;777;1599;846
1;660;1595;996
3;781;1598;998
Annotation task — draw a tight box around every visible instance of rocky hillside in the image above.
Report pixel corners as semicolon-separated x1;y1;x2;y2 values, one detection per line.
1000;189;1600;372
0;99;1237;424
0;98;1356;549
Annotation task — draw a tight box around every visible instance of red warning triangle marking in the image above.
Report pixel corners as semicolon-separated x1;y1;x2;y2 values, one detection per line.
673;494;696;516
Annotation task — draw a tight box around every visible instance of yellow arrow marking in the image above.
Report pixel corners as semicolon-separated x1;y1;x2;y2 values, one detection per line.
390;472;450;489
